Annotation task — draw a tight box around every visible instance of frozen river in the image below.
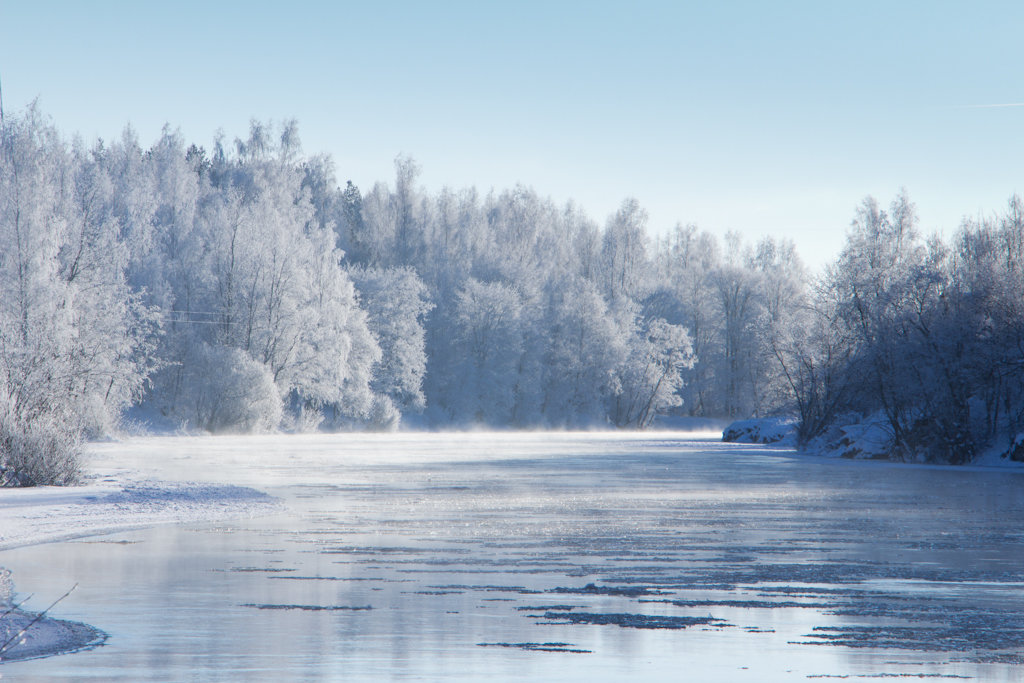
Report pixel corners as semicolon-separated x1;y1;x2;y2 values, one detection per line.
2;431;1024;681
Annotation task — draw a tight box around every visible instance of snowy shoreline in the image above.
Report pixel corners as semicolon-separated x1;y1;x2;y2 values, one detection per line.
723;416;1024;469
0;472;281;553
0;605;108;664
0;443;282;663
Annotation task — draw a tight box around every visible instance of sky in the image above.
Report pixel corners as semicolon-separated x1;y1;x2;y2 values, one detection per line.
1;0;1022;269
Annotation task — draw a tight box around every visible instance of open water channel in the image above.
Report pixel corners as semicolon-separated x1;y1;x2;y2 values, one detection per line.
2;432;1023;681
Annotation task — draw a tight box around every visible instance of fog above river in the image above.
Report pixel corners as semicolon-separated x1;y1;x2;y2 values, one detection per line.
3;432;1023;681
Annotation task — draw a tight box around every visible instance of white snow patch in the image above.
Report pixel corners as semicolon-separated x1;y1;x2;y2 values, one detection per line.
0;461;279;552
0;570;105;663
807;418;893;460
721;417;797;446
971;431;1024;468
0;438;282;662
0;608;107;663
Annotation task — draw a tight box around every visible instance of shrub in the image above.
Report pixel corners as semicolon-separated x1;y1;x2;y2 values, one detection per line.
183;344;283;433
0;413;83;487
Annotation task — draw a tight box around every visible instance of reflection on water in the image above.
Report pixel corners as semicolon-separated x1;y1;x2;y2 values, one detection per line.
2;432;1024;681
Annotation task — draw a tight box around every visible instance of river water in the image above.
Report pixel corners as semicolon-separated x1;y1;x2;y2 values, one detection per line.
2;432;1023;681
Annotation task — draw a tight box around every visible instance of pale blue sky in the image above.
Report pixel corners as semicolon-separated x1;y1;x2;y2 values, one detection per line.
2;1;1022;268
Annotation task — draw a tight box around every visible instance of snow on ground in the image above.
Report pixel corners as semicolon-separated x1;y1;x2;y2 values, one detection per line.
0;605;107;663
721;417;797;446
0;470;279;552
1;436;282;662
724;415;1024;468
972;432;1024;467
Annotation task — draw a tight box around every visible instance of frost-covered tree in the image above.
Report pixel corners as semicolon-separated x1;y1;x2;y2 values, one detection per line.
339;179;365;255
349;265;433;413
0;106;157;484
799;190;1022;463
651;224;721;415
611;318;694;428
3;106;885;443
829;192;928;454
182;344;282;433
542;276;630;425
710;238;764;417
749;236;807;414
132;121;383;432
771;276;854;446
358;155;427;267
961;198;1024;441
601;198;650;302
447;278;525;424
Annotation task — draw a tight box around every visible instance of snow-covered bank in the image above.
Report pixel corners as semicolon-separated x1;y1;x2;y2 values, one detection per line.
721;418;796;446
0;440;281;663
1;571;104;663
0;606;107;663
723;416;1024;468
0;474;279;552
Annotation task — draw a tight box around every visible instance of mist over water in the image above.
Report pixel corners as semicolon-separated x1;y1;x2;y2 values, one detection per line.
3;432;1023;681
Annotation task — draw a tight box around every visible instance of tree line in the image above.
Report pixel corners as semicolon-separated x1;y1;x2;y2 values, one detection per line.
776;191;1024;463
2;105;1022;483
